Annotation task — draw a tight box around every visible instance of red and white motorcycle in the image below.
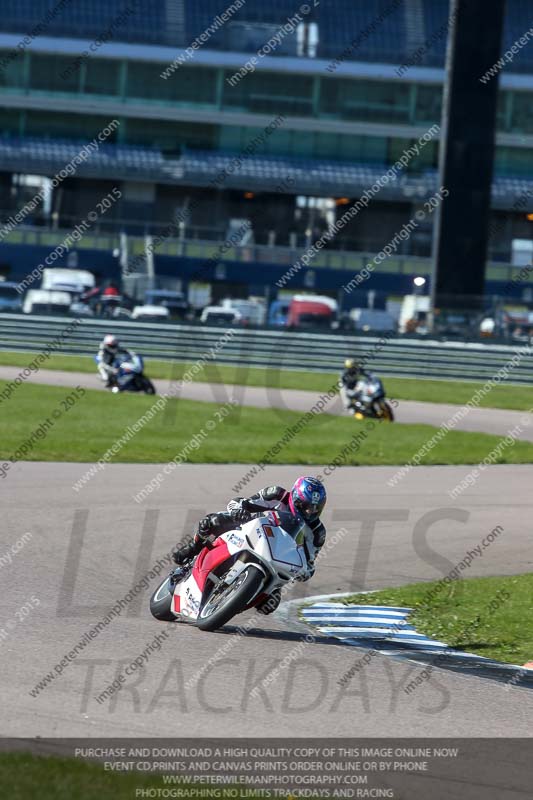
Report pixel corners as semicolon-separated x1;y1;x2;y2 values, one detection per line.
149;511;307;631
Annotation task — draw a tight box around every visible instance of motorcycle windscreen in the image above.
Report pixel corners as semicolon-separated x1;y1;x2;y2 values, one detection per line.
264;511;306;546
366;379;383;395
261;523;304;571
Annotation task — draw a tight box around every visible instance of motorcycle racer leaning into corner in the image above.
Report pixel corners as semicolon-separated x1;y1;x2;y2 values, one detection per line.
96;334;134;388
172;477;327;615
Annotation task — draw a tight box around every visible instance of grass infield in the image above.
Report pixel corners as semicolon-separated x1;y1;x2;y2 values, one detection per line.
1;381;533;467
343;573;533;664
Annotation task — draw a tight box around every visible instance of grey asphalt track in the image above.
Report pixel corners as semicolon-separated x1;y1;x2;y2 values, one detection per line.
1;462;532;738
1;365;532;441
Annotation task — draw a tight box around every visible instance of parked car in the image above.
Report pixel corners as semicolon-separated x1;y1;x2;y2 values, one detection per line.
23;289;72;315
0;282;23;313
220;298;265;326
131;304;170;321
348;308;396;333
144;290;190;319
40;268;96;316
69;301;95;317
200;306;242;326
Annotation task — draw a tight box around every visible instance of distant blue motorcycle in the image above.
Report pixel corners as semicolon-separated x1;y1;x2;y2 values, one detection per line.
95;352;156;395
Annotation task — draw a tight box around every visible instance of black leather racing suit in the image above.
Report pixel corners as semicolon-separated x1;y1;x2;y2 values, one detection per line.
340;367;371;411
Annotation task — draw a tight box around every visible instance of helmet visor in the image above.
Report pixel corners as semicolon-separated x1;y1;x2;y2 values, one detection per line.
294;494;325;520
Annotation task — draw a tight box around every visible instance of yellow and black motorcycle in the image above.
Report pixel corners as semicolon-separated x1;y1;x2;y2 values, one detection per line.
345;375;394;422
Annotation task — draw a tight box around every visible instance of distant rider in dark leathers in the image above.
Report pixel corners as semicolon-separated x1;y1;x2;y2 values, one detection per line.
340;358;371;413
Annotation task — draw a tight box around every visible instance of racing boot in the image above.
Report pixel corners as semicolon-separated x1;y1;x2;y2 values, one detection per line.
172;517;218;566
172;537;202;566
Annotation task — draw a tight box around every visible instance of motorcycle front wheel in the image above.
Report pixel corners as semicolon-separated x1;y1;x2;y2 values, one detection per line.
149;575;175;621
196;565;264;632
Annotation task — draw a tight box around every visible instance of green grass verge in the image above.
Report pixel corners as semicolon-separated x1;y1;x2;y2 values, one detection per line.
0;753;265;800
2;381;533;466
342;573;533;664
1;350;532;411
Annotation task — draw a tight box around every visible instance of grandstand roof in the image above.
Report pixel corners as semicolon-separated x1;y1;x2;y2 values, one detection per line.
0;1;532;73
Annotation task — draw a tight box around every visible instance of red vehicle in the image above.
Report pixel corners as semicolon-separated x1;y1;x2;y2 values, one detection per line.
287;294;338;329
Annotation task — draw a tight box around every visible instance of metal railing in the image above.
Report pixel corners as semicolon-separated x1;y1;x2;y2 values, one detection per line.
1;314;532;384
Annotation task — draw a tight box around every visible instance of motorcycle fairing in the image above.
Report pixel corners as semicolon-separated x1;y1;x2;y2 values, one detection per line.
241;517;305;575
116;355;144;390
170;516;305;622
171;537;238;622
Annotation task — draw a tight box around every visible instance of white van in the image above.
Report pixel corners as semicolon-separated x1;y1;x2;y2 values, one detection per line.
221;298;265;326
23;289;72;315
41;268;95;294
398;295;430;333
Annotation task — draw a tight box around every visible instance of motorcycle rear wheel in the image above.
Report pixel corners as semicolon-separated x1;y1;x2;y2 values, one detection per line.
196;565;264;632
138;376;156;394
379;400;394;422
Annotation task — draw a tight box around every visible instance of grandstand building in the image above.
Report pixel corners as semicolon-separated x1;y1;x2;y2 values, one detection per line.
0;0;532;305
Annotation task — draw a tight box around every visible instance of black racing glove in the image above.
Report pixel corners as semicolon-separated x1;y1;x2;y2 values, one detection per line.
195;514;220;543
230;506;252;524
227;498;255;524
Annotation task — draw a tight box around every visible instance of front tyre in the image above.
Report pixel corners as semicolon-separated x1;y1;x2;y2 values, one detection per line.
196;565;264;632
149;576;175;621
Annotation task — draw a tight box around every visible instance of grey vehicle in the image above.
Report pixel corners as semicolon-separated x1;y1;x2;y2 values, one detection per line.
0;282;23;313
